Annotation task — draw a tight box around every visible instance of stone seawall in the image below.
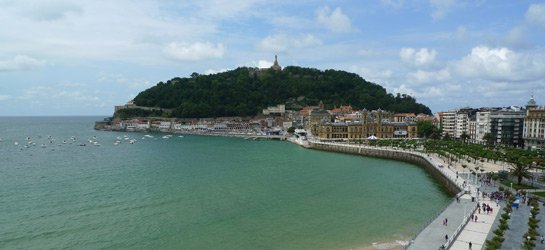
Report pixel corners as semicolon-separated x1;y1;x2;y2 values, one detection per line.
308;142;461;195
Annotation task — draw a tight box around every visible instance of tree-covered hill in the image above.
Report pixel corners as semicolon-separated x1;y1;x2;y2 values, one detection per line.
129;66;431;118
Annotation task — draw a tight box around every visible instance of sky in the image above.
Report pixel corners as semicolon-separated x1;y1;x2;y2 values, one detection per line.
1;0;544;116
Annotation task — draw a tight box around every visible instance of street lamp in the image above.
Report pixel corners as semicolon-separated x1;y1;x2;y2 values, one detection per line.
531;161;537;190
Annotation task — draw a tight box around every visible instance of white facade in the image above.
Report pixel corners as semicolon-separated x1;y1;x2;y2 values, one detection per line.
455;112;469;138
475;111;491;142
441;111;456;137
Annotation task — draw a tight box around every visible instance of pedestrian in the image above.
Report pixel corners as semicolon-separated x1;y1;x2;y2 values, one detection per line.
445;234;448;242
469;241;472;249
445;218;448;226
541;235;544;244
475;215;478;222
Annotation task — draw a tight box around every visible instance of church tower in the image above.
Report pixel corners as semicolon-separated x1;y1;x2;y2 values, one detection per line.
271;55;282;71
526;95;538;110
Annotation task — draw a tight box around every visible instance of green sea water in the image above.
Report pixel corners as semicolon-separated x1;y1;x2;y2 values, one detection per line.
0;117;450;249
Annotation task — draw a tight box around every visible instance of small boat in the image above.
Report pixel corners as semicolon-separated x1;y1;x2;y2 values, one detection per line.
41;144;46;148
14;141;19;145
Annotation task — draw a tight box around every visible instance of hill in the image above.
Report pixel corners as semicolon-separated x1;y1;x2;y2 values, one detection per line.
124;66;431;118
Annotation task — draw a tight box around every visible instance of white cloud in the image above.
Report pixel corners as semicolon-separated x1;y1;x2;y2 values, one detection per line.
257;60;273;69
526;3;545;27
408;69;450;83
0;1;217;63
349;66;393;82
394;84;444;98
205;68;230;75
380;0;404;9
258;34;321;53
453;26;467;40
194;0;264;20
0;94;11;101
0;55;45;72
429;0;455;20
452;46;545;82
25;0;83;21
400;48;437;68
19;85;103;104
163;42;225;61
316;6;352;33
269;16;313;30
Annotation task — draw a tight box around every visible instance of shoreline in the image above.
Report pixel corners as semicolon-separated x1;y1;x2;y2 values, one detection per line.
96;128;491;248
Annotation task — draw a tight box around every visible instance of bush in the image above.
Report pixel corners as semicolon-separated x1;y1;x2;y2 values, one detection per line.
493;228;504;236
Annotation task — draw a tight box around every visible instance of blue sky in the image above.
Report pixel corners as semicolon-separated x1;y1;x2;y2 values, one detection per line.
1;0;544;116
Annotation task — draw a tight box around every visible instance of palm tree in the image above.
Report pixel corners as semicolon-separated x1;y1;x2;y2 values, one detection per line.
460;131;470;143
510;161;531;185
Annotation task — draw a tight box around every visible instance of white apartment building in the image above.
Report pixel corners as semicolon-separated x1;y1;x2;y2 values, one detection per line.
454;111;469;138
475;111;491;142
441;111;456;137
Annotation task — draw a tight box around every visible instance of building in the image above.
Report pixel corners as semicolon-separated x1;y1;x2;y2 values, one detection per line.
271;55;282;71
263;104;285;115
489;107;525;147
312;109;418;140
440;110;456;137
475;111;491;142
523;96;545;150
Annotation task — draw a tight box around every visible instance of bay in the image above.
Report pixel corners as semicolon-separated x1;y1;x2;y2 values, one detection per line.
0;117;450;249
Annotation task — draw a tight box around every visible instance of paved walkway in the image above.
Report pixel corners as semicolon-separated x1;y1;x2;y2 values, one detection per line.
450;196;501;249
409;195;476;249
408;152;502;250
501;201;531;249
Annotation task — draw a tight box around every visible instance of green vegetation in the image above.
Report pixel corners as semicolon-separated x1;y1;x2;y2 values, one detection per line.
375;138;545;189
114;108;167;119
416;120;441;139
129;66;431;118
522;199;540;249
499;179;534;190
486;191;514;250
531;192;545;198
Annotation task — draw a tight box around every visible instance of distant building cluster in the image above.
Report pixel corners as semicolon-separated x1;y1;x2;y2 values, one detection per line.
308;104;431;140
435;96;545;150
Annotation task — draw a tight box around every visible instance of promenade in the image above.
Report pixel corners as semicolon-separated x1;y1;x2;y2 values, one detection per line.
301;140;503;250
404;150;503;250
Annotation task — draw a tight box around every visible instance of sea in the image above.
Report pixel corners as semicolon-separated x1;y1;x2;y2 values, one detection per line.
0;117;451;250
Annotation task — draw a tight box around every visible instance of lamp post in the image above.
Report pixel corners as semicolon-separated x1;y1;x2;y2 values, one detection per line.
531;161;537;190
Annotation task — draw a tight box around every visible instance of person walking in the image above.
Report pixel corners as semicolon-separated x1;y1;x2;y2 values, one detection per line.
445;234;448;242
469;241;472;249
541;235;544;244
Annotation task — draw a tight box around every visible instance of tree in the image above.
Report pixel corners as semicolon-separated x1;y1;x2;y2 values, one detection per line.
460;131;470;143
483;133;494;145
129;66;433;118
510;161;531;185
443;133;451;141
287;127;295;133
417;120;438;138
